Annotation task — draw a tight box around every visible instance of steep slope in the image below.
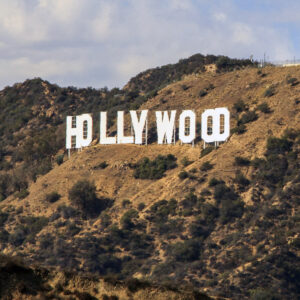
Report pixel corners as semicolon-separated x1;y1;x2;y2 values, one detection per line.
0;54;254;203
0;254;210;300
0;65;299;299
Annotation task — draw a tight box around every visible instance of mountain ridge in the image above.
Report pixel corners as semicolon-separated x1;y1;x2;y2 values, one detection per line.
0;56;299;299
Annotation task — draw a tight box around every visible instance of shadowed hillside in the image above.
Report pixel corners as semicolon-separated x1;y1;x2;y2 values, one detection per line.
0;56;299;299
0;254;210;299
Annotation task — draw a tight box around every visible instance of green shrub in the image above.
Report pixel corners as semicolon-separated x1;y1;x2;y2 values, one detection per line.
8;228;26;246
133;155;177;179
181;156;192;167
125;278;151;293
0;211;8;226
69;180;108;216
266;136;292;156
234;171;250;188
255;155;288;185
57;205;78;219
97;161;108;169
231;124;246;135
201;203;219;223
233;100;247;112
189;222;210;239
250;288;279;300
220;198;244;224
138;202;145;211
178;171;188;180
238;111;258;125
257;102;271;113
11;216;49;245
251;157;266;169
16;189;29;199
149;199;177;222
282;128;300;141
45;191;61;203
209;178;224;187
168;239;201;262
235;156;250;166
213;183;238;204
122;199;131;207
199;89;207;97
120;209;138;230
286;77;298;86
56;154;64;165
0;229;9;242
200;146;214;157
264;85;276;97
200;161;213;171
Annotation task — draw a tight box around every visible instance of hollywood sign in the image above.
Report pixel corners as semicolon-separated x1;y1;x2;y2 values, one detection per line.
66;108;230;149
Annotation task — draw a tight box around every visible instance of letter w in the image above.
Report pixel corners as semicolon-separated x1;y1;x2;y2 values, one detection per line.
156;111;176;144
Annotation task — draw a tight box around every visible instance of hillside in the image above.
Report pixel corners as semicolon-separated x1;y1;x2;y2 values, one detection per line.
0;58;299;299
0;254;209;300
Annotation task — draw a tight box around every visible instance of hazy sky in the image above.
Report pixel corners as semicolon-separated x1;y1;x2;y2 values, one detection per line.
0;0;299;89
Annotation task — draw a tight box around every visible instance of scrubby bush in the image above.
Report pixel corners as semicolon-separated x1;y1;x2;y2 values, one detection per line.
178;171;189;180
199;89;207;97
200;161;213;171
235;156;250;166
148;199;177;223
201;203;219;223
95;161;108;169
133;155;177;179
286;77;298;86
231;124;246;135
257;102;271;113
45;191;61;203
251;157;266;169
238;111;258;125
69;180;96;210
56;154;64;165
266;136;292;156
122;199;131;207
209;178;224;187
181;156;192;167
264;85;276;97
120;209;139;230
234;171;250;189
233;100;247;112
69;180;110;217
250;288;279;300
220;198;244;224
200;146;214;157
189;222;210;239
255;155;288;185
181;192;198;209
138;202;145;211
213;183;237;203
168;239;201;262
0;211;8;226
16;189;29;199
57;205;78;219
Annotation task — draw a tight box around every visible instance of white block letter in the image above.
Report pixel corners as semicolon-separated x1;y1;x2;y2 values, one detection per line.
179;110;196;144
78;114;93;147
156;110;176;144
201;107;230;143
66;114;92;149
100;112;116;144
130;110;148;144
117;111;134;144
